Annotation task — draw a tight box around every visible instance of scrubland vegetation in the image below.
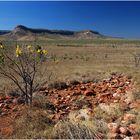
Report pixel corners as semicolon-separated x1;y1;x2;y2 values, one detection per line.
1;39;140;139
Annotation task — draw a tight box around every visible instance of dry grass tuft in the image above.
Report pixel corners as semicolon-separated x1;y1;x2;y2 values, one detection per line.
50;120;103;139
10;107;54;139
94;103;124;122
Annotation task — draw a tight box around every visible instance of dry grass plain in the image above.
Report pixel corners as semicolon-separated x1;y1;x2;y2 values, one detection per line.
3;40;140;91
40;40;140;90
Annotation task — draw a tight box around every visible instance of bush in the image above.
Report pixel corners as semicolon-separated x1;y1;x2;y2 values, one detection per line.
0;42;48;105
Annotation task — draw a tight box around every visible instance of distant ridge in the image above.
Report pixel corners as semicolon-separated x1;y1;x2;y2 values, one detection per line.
0;30;10;35
0;25;108;41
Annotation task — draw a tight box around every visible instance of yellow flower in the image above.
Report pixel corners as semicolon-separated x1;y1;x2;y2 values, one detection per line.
42;49;47;54
0;45;4;49
16;45;22;57
37;49;41;53
55;60;59;64
30;49;34;53
27;45;32;49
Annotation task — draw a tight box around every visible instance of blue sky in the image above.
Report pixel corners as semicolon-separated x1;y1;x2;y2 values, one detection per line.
0;1;140;38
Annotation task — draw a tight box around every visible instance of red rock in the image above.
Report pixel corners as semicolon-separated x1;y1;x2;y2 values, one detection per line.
119;82;125;87
101;85;108;92
113;92;121;99
123;100;131;106
11;106;18;112
0;112;8;116
4;104;11;109
80;86;86;90
55;113;61;120
71;90;81;96
123;113;135;122
113;100;119;103
0;103;4;108
40;73;134;121
107;123;119;133
116;88;122;94
119;127;128;135
129;102;140;109
129;124;138;131
12;97;25;105
100;92;112;96
107;132;120;139
91;83;96;88
0;126;14;136
84;90;96;96
0;97;3;100
5;96;11;99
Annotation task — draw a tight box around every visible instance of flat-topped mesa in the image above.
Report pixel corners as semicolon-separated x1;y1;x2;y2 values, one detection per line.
0;25;109;40
14;25;101;36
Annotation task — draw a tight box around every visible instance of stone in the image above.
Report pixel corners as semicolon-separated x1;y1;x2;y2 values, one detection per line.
12;97;25;105
129;102;140;109
116;88;122;94
129;124;138;134
4;104;11;109
5;96;11;100
129;124;138;130
120;102;130;111
11;106;18;112
124;98;132;105
80;86;86;90
113;92;121;99
107;123;119;133
68;108;93;122
123;136;134;140
0;112;8;116
84;90;96;96
114;100;119;103
0;103;4;108
107;132;120;139
123;114;135;122
119;127;128;135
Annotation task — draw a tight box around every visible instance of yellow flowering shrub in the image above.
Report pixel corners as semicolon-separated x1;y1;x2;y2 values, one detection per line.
0;42;48;105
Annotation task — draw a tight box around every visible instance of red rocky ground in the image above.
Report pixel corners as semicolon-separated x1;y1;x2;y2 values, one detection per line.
0;73;140;138
44;73;135;121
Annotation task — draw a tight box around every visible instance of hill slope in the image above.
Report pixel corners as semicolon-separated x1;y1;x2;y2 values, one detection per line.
0;25;107;41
